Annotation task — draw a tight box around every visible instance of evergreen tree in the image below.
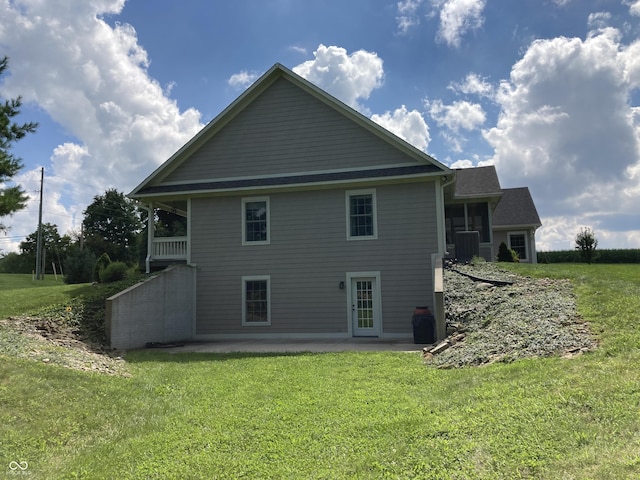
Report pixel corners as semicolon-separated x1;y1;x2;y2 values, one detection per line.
0;56;38;232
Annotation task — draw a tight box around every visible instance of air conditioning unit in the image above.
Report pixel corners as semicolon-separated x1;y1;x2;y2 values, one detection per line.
455;231;480;262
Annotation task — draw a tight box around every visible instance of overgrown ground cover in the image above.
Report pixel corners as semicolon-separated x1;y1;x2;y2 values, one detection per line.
1;265;640;479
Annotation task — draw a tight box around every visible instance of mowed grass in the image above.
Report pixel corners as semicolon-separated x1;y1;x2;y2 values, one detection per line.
1;265;640;479
0;273;92;317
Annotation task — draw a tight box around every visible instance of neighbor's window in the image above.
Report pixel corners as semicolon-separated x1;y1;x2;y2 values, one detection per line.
445;205;466;244
242;276;271;326
346;189;377;240
509;233;527;261
444;202;490;243
242;197;270;245
466;203;490;243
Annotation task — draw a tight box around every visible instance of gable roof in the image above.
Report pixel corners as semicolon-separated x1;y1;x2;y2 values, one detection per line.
492;187;542;229
130;63;450;198
452;165;503;198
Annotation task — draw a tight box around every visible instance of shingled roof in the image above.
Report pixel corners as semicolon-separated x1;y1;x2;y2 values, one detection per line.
492;187;542;228
452;165;503;198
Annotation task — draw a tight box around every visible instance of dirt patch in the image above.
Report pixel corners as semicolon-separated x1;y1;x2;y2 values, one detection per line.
0;316;129;376
424;263;598;368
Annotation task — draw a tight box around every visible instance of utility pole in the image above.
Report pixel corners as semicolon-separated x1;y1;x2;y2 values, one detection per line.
35;167;44;280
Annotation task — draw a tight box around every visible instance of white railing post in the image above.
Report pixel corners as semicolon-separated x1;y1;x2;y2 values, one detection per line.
151;237;188;260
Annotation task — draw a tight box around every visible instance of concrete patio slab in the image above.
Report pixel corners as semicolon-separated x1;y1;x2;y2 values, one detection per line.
150;338;424;354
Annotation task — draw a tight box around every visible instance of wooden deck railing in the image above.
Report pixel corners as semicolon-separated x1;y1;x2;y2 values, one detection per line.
152;237;188;260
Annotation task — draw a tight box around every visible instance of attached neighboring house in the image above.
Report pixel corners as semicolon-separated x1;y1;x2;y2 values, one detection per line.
444;166;541;263
107;64;541;350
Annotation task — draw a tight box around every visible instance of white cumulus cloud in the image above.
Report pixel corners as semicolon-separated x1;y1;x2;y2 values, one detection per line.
624;0;640;16
397;0;424;33
433;0;486;48
428;99;486;132
448;73;495;98
0;0;204;252
485;28;640;249
371;105;431;151
228;70;260;90
293;44;384;113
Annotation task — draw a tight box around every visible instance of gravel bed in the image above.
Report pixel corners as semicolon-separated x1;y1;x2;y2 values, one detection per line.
428;263;598;368
0;316;129;376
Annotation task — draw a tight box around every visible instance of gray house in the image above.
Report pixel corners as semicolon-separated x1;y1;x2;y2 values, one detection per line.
110;63;452;349
107;64;541;349
444;165;541;263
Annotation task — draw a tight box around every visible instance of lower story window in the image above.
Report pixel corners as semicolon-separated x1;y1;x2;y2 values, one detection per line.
242;276;271;326
509;233;527;261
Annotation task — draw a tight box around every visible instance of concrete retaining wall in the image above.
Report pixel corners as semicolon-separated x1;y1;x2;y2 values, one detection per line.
106;264;196;350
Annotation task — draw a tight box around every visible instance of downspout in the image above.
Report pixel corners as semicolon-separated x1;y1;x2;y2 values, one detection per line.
144;202;154;274
439;175;455;256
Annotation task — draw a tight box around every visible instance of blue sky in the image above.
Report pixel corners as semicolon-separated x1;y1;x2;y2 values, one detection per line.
1;0;640;254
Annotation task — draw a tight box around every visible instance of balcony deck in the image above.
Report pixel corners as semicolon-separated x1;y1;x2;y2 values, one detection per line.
151;236;188;260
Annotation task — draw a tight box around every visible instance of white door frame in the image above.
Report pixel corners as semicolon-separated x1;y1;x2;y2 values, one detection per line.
346;271;382;337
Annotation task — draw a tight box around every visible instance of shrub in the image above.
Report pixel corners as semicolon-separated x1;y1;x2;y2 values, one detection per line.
471;255;486;265
64;248;97;284
576;227;598;264
497;242;519;262
93;252;112;282
99;261;129;283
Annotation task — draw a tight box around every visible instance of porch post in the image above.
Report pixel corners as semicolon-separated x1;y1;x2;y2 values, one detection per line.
146;202;154;273
186;198;192;264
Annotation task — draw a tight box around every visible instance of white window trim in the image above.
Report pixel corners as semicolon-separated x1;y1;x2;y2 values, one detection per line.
242;275;271;326
242;196;270;246
345;188;378;241
508;231;528;261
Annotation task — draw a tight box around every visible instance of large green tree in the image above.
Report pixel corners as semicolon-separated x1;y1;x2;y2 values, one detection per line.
19;222;71;273
82;189;143;264
0;56;38;232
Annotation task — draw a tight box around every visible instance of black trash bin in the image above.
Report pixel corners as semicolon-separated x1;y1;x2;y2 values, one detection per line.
412;306;436;344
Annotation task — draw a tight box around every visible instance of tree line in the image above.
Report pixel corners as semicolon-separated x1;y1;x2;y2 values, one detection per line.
0;56;185;282
0;189;143;281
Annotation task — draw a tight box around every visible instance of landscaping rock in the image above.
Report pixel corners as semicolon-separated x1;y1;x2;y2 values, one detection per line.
423;263;598;368
0;316;129;376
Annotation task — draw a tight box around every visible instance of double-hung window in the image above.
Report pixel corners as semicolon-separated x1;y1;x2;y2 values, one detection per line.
242;276;271;326
508;233;527;261
346;189;377;240
242;197;270;245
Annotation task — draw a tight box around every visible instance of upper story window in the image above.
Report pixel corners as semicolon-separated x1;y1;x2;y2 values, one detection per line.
346;189;377;240
242;196;270;245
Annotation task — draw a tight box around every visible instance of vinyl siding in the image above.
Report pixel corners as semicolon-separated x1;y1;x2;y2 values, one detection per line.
190;181;439;336
161;78;419;185
493;229;536;263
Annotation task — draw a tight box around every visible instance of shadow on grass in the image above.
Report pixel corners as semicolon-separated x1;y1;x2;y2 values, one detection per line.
124;349;336;364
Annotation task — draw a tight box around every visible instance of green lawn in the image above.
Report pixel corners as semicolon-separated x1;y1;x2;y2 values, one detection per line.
0;273;92;317
1;265;640;479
